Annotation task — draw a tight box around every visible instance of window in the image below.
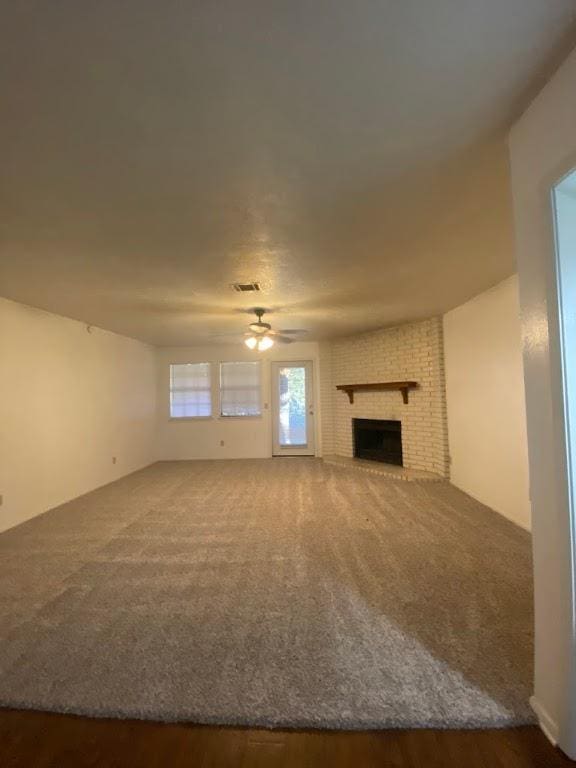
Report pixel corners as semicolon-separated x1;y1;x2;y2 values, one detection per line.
170;363;211;418
220;361;261;417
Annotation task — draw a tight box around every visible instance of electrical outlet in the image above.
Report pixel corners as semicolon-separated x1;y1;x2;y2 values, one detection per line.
112;456;117;464
220;440;225;447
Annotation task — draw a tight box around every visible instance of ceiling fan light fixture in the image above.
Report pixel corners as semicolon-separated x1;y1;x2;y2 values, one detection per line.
244;336;258;350
257;335;274;351
241;309;292;351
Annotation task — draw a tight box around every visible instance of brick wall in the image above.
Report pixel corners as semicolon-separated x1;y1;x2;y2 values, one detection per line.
322;317;449;477
318;341;335;456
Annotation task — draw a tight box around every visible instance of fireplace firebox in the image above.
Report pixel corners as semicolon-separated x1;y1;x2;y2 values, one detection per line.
353;418;403;466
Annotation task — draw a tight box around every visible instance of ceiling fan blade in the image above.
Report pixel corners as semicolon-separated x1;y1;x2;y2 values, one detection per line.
269;329;308;337
274;335;295;344
209;335;245;342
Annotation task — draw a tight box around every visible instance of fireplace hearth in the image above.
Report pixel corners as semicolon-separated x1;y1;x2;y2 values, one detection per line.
353;418;403;466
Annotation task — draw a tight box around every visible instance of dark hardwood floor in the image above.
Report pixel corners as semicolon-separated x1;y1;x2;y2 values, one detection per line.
0;710;571;767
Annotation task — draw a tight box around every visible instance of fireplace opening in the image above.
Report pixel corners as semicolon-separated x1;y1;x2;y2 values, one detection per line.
353;418;403;466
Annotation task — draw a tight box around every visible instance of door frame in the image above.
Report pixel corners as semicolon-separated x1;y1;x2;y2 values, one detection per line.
511;114;576;756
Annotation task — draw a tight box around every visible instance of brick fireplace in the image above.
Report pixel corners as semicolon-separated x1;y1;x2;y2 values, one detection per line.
324;317;450;477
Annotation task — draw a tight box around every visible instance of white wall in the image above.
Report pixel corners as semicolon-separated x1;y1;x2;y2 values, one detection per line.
444;275;530;529
0;297;157;533
156;342;324;460
509;46;576;756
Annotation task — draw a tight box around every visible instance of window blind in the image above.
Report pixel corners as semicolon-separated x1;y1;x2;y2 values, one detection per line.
170;363;212;418
220;361;261;417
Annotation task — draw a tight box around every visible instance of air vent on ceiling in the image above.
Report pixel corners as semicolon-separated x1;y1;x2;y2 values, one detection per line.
231;282;261;292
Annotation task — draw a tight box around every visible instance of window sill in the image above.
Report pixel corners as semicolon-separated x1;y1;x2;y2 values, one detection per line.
218;415;263;420
168;416;214;421
168;415;263;421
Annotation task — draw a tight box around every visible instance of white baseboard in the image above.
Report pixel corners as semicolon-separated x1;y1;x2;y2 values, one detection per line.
530;695;559;746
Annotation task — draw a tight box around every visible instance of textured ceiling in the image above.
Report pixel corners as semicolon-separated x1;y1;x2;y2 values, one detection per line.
1;1;575;345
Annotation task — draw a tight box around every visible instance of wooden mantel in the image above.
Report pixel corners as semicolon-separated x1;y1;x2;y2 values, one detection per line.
336;381;418;405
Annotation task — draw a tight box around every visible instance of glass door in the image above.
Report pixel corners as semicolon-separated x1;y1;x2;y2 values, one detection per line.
553;171;576;533
271;361;315;456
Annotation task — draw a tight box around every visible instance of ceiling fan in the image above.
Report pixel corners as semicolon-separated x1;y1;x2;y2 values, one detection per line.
243;308;307;351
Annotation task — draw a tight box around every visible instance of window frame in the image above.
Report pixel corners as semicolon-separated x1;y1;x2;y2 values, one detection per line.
218;360;263;419
168;362;213;420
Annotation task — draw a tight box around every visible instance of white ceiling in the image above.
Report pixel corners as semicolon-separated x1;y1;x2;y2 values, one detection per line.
1;1;575;345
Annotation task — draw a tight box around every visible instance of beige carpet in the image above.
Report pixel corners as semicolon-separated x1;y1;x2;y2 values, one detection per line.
0;459;534;728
